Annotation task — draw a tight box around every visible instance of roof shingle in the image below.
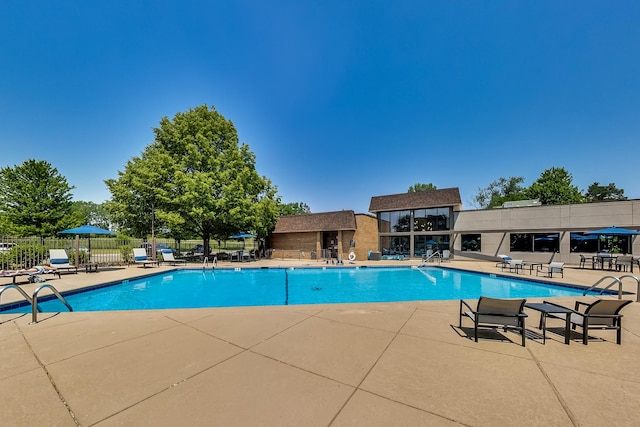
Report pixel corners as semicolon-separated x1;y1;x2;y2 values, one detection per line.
368;187;462;212
272;210;357;233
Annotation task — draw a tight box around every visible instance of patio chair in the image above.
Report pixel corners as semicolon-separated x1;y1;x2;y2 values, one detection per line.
132;248;160;268
441;250;451;262
160;249;186;266
1;266;61;284
459;296;528;346
614;255;633;272
48;249;78;274
543;299;633;345
536;262;564;278
504;259;523;274
495;254;512;268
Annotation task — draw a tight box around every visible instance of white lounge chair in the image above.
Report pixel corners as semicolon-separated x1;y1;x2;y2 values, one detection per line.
441;250;451;262
1;266;61;284
536;262;564;278
160;249;186;265
133;248;160;268
496;254;512;268
48;249;78;274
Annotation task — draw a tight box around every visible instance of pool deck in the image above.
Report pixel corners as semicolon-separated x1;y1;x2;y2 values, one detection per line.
2;259;640;426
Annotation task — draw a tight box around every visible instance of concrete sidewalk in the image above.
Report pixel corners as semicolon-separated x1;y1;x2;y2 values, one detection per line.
1;260;639;426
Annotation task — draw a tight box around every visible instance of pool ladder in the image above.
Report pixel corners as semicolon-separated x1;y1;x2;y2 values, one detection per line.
582;274;640;301
0;283;73;324
203;256;217;268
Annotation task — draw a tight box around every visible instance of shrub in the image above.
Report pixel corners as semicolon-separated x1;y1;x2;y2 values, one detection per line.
120;245;133;263
4;244;48;268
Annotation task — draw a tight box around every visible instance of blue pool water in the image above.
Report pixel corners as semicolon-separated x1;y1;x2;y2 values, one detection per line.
1;267;603;313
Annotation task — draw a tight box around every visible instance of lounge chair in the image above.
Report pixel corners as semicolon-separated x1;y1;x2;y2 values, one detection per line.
536;262;564;278
160;249;186;266
1;266;61;284
495;254;512;268
48;249;78;274
543;299;633;345
504;259;523;274
459;296;528;346
441;249;451;262
132;248;160;268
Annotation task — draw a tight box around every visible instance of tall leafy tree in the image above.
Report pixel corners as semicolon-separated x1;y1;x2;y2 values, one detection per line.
526;167;583;205
69;201;113;229
0;159;74;236
105;105;279;255
278;202;311;216
408;183;437;192
584;182;627;202
472;177;526;209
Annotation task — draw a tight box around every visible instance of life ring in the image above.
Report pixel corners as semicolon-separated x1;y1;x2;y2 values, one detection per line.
348;251;356;261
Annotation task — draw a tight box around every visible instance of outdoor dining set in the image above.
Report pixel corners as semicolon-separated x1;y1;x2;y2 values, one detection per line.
580;253;639;272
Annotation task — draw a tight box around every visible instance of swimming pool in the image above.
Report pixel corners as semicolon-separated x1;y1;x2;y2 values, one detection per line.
1;266;605;313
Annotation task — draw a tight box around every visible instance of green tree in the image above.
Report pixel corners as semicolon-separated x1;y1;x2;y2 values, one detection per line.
69;201;113;229
584;182;627;202
525;167;583;205
278;202;311;216
408;183;437;192
472;177;527;209
105;105;279;255
0;159;75;237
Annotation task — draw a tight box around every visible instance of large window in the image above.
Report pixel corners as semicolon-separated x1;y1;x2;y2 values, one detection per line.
510;233;559;252
379;211;411;233
414;235;450;257
570;233;631;254
380;236;410;256
414;208;450;231
570;233;599;253
461;234;481;252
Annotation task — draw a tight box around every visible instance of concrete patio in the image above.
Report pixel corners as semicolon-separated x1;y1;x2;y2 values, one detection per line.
1;259;639;426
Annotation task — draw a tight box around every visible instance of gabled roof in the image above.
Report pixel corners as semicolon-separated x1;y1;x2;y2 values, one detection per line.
272;210;357;233
369;187;462;212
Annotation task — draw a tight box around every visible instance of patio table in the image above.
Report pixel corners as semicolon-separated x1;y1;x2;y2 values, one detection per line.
522;261;543;275
525;302;574;344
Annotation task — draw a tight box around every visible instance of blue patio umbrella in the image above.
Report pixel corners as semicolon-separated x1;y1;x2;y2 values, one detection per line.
60;225;116;236
229;233;256;249
59;225;115;252
572;234;598;241
229;233;256;239
584;226;640;236
585;227;640;272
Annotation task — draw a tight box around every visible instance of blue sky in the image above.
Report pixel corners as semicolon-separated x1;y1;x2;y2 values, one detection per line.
1;1;639;214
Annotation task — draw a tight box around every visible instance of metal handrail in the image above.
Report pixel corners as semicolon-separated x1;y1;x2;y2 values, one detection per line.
0;285;42;313
31;284;73;324
618;274;640;302
420;251;442;266
582;275;623;299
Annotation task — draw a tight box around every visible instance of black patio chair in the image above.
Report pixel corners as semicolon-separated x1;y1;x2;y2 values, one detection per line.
543;299;633;345
459;296;528;346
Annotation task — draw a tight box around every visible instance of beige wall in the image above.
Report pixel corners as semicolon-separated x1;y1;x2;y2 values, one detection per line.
269;214;379;262
452;200;640;264
351;214;379;261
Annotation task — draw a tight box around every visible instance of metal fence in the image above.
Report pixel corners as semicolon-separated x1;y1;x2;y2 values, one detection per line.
0;236;251;270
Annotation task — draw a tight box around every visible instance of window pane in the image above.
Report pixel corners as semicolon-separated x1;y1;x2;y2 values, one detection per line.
570;233;598;253
533;233;558;253
510;233;532;252
379;212;391;233
461;234;481;252
391;211;411;232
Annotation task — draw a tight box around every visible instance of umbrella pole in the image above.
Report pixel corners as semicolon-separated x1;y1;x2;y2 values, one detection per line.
75;235;80;268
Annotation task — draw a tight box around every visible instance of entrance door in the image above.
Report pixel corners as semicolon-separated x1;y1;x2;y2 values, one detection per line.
322;232;338;259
